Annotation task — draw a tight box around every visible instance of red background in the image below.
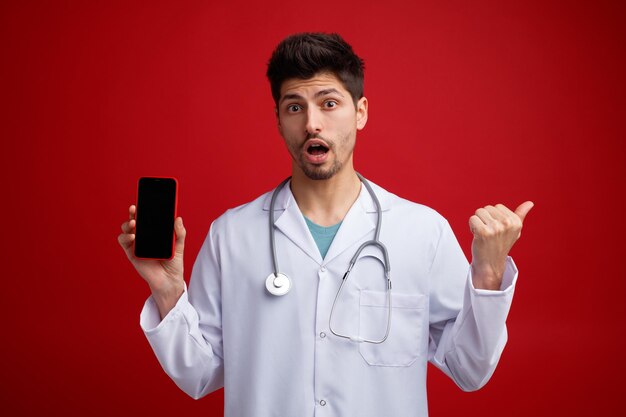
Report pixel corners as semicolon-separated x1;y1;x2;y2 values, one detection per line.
2;0;625;415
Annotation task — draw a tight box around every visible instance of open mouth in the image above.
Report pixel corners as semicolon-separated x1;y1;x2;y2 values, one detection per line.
303;138;331;164
307;143;329;156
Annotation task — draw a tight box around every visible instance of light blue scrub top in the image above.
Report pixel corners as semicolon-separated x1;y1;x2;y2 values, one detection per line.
303;216;342;259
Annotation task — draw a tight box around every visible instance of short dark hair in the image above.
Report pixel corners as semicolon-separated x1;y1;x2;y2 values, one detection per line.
266;33;365;107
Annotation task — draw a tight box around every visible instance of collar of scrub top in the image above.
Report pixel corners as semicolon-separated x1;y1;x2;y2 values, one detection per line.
266;173;393;344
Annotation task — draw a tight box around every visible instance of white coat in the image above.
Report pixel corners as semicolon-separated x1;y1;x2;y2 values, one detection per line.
141;179;518;417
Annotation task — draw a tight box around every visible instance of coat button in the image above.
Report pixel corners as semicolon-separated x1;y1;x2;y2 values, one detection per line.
320;332;326;338
320;266;327;272
320;400;327;406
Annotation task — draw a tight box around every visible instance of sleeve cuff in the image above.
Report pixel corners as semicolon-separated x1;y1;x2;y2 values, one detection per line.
139;283;190;333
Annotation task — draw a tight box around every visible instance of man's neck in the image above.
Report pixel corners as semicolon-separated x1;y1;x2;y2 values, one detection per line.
290;167;361;227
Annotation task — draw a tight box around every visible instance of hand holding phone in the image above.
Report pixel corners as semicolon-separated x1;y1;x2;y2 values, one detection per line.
118;177;186;319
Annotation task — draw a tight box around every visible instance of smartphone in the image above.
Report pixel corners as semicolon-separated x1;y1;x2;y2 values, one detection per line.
134;177;178;260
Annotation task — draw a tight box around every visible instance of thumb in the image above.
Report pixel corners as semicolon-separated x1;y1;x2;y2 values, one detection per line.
174;217;186;254
514;201;534;222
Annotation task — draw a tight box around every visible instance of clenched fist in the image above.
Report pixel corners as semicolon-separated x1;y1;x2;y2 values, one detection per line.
469;201;534;290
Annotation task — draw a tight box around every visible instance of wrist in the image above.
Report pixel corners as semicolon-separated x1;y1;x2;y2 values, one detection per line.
150;282;184;319
471;262;504;290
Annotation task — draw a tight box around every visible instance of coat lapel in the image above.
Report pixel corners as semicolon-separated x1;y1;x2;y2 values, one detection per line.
263;180;323;264
323;180;390;265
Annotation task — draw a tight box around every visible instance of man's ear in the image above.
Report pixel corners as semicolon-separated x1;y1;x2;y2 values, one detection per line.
275;107;283;134
356;97;368;130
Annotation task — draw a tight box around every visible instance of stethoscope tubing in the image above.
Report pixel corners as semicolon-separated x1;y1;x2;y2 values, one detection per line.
269;176;291;279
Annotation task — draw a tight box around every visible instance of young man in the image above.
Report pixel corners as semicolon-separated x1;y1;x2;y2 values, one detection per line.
118;33;532;416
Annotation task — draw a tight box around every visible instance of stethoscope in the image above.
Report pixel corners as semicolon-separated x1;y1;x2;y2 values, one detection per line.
265;173;392;344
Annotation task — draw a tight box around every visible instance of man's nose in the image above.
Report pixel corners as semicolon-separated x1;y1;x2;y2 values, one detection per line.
305;107;323;134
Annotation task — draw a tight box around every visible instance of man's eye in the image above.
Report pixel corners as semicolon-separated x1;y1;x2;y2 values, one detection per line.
287;104;301;112
323;101;337;108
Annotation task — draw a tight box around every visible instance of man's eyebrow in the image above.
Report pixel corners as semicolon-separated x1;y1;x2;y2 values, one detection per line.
279;88;345;104
314;88;344;98
280;93;304;104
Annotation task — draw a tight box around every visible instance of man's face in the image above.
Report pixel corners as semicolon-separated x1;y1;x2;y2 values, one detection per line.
276;72;368;180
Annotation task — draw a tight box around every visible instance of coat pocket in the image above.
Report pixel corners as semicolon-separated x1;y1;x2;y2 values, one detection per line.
358;290;427;367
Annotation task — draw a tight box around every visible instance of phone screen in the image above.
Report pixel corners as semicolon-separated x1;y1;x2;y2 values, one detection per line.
134;177;178;260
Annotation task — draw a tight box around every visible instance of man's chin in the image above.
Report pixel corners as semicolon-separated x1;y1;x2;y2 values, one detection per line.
301;163;341;181
306;172;334;181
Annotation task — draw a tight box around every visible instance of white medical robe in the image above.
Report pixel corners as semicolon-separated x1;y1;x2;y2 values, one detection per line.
140;180;517;417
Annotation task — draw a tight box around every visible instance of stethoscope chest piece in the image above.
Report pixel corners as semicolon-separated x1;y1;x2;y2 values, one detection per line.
266;273;291;296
